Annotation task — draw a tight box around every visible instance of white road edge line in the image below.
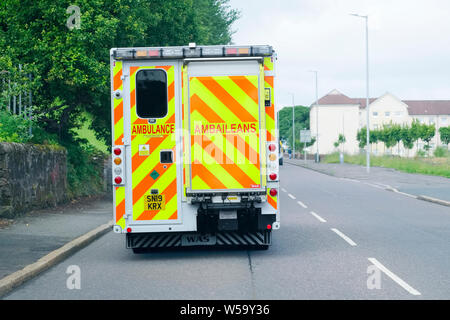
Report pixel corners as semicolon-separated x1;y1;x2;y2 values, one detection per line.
288;193;296;200
281;188;287;193
368;258;421;296
340;177;360;183
297;201;307;208
310;211;327;223
331;228;357;246
364;182;385;190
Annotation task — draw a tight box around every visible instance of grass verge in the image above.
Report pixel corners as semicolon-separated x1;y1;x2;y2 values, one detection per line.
324;152;450;178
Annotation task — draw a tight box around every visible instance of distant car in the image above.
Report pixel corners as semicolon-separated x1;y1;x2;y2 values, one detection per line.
279;148;283;165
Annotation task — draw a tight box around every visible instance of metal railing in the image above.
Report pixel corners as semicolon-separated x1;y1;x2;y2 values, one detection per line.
0;64;33;135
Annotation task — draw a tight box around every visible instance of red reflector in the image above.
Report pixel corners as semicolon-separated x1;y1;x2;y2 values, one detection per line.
114;148;121;155
269;188;277;196
114;176;122;184
269;173;277;180
267;224;272;230
127;227;132;233
268;144;276;152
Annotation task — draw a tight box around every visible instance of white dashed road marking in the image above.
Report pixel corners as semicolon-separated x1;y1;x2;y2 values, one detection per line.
310;211;327;223
297;201;307;208
331;228;357;246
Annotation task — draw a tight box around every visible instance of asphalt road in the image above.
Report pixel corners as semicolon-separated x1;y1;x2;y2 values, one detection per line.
4;163;450;299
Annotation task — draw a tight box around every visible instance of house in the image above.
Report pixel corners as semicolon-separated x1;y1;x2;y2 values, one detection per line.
309;89;450;156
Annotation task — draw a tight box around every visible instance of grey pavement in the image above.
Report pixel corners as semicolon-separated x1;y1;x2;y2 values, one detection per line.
0;196;112;280
4;164;450;299
285;158;450;202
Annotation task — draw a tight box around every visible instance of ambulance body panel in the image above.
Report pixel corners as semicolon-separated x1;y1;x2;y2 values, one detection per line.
110;45;279;250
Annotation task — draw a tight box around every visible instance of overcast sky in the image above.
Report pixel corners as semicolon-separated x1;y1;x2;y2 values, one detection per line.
228;0;450;110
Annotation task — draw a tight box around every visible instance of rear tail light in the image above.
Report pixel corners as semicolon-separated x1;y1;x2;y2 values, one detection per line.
135;49;161;58
225;47;250;56
269;188;277;196
112;146;125;186
267;224;272;230
268;144;276;152
269;173;277;180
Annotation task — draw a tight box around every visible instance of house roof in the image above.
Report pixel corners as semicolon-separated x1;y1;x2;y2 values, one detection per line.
313;89;450;115
350;98;377;109
315;89;357;105
402;100;450;115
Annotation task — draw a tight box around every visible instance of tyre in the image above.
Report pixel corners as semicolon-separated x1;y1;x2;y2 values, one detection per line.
279;157;283;166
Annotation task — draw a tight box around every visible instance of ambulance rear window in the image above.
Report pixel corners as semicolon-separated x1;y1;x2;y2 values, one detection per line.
136;69;168;118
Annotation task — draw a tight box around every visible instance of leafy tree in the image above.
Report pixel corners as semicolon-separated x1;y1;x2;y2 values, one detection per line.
0;0;239;196
390;123;403;155
439;126;450;146
378;125;397;154
278;105;310;150
410;119;423;152
401;125;415;156
334;134;346;153
0;0;239;145
420;123;436;155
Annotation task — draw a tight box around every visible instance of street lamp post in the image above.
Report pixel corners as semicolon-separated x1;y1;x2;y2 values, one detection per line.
290;93;295;159
308;70;319;162
350;13;370;173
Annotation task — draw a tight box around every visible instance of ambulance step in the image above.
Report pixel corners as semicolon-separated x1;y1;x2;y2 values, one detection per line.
126;231;271;249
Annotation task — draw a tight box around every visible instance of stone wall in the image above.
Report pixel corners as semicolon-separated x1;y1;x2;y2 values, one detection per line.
0;143;68;218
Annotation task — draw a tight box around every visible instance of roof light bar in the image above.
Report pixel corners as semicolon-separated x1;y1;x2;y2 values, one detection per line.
162;47;183;58
225;47;250;56
113;45;272;60
201;46;224;57
183;47;202;58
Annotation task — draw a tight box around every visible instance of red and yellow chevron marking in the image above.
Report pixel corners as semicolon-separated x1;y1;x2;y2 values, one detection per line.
115;186;126;229
112;61;126;229
129;65;178;221
267;188;278;210
264;57;276;142
113;61;124;146
189;75;261;190
182;65;190;196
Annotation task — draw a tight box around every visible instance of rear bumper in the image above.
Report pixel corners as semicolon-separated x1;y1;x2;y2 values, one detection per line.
126;230;272;249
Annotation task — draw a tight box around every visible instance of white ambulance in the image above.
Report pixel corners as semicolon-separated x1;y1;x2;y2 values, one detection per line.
110;44;279;252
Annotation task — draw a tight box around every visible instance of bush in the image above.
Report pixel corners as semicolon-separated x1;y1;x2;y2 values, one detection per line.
63;138;107;198
416;150;426;157
0;110;32;143
434;146;448;158
0;110;106;198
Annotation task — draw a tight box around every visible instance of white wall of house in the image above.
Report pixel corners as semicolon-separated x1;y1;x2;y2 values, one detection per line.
365;93;412;156
412;114;450;149
310;92;450;157
310;104;360;155
367;93;411;130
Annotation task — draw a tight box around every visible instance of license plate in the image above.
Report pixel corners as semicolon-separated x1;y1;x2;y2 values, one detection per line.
219;210;237;220
181;234;217;246
144;194;165;211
